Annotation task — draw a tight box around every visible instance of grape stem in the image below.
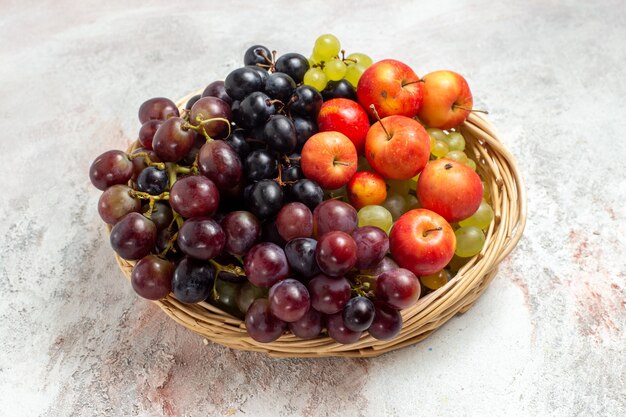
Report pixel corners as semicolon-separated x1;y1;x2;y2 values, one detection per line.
369;105;392;140
208;260;247;300
186;117;232;141
130;190;170;201
452;104;489;114
175;165;198;175
159;232;178;257
129;152;166;170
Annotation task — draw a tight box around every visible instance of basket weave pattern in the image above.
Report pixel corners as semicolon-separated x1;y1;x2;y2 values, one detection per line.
113;91;526;358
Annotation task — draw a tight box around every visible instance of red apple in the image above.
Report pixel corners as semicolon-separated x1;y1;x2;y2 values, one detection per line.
317;98;370;154
301;131;357;190
347;171;387;209
364;115;430;180
389;209;456;276
417;70;473;130
357;59;423;118
417;158;483;223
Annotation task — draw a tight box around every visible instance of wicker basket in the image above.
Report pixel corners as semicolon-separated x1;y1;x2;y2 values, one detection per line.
113;90;526;358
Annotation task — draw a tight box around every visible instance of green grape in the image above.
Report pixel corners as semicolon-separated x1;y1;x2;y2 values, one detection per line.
459;200;494;230
454;226;486;257
381;192;407;220
405;194;420;210
409;174;419;191
344;63;367;87
358;205;393;232
357;156;373;172
429;135;436;149
466;159;477;171
447;255;469;272
420;269;451;290
427;128;448;143
387;179;411;195
308;55;317;67
446;150;468;164
313;34;341;60
446;131;465;151
346;52;373;68
431;140;449;158
303;67;328;92
324;58;347;81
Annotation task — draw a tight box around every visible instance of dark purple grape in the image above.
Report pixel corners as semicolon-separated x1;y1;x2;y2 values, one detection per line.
225;67;264;101
197;140;242;190
137;166;168;195
245;180;283;219
89;150;134;191
245;298;286;342
289;85;323;117
202;80;233;105
308;274;351;314
263;115;297;153
315;231;358;277
321;79;357;101
169;176;219;218
375;268;420;310
275;53;309;83
138;120;162;150
185;94;202;110
276;202;313;241
224;129;251;157
236;92;276;129
246;65;269;85
289;179;323;210
220;211;261;256
244;242;289;287
177;217;225;260
144;202;173;230
292;117;318;151
342;296;375;332
138;97;179;124
211;279;243;317
189;97;232;138
265;72;296;103
313;200;358;236
284;238;320;279
357;256;399;292
98;184;140;224
236;281;269;314
326;312;362;344
351;226;389;270
244;149;277;181
282;165;303;182
269;279;311;322
244;45;271;66
131;255;174;300
261;219;287;247
288;307;323;339
152;117;196;162
110;213;157;260
368;302;402;340
172;257;215;303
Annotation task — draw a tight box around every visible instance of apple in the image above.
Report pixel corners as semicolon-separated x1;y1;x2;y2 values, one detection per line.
417;158;483;223
317;98;370;154
347;171;387;209
417;70;473;130
389;209;456;276
357;59;423;118
301;131;357;190
364;115;430;180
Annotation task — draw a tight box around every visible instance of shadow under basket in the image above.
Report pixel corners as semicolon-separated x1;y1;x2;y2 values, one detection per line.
113;91;527;358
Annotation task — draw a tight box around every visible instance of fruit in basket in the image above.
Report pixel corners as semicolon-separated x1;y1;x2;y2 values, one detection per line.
347;171;387;209
315;231;358;277
138;97;179;123
313;199;358;236
301;131;358;190
317;98;370;153
245;298;287;342
454;226;486;257
417;70;473;130
375;268;420;309
269;279;311;322
130;255;174;300
90;150;135;191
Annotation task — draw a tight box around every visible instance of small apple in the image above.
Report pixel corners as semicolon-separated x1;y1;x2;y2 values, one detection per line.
317;98;370;154
389;209;456;276
301;131;357;189
364;114;430;180
347;171;387;209
357;59;423;118
417;158;483;223
417;70;473;130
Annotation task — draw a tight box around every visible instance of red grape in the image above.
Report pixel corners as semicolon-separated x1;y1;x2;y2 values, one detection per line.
202;80;233;105
138;120;162;150
177;217;225;260
351;226;389;270
376;268;420;310
89;150;134;190
198;140;243;190
342;296;375;332
313;199;358;236
189;97;232;138
138;97;179;124
245;298;286;342
109;212;157;260
276;202;313;241
326;312;362;344
369;302;402;340
308;274;351;314
152;117;196;162
288;307;323;339
315;231;357;277
244;242;289;287
131;255;174;300
98;184;140;224
169;175;220;218
268;279;311;322
220;211;261;256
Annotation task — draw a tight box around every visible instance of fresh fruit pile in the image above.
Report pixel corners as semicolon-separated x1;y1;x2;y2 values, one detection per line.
90;34;494;345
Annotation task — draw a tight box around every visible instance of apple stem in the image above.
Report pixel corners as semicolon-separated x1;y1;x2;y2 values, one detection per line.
423;226;443;237
333;160;353;167
401;79;425;87
369;104;392;140
453;104;489;114
444;163;453;170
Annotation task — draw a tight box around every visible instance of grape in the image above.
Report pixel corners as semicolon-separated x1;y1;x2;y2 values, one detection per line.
245;180;283;219
189;97;232;138
447;254;470;272
313;199;358;236
289;85;323;117
98;185;140;224
145;202;173;230
346;53;373;68
169;176;219;218
387;179;411;195
315;231;357;277
405;194;420;210
381;193;407;221
446;150;468;164
313;34;341;60
244;242;289;287
269;279;311;322
368;302;402;340
342;296;375;332
224;129;251;157
89;150;134;191
177;217;225;260
236;281;268;314
137;166;168;195
357;256;399;292
426;128;447;143
289;179;323;210
110;213;157;260
263;115;297;153
185;94;202;110
459;200;494;230
261;219;287;248
265;72;296;103
202;80;233;105
376;268;420;309
454;226;486;257
303;67;328;91
282;165;303;182
351;226;389;270
236;92;276;129
284;238;321;279
344;63;367;87
138;97;179;124
131;255;174;300
138;120;162;150
308;274;351;314
431;140;449;158
217;211;260;257
292;117;318;151
326;312;362;344
244;149;278;181
420;269;451;291
276;202;313;241
244;44;271;66
275;53;310;84
324;59;347;81
211;279;243;317
171;257;215;303
245;299;286;342
446;131;466;151
288;307;323;339
152;117;196;162
466;159;477;171
321;79;357;101
224;67;264;101
197;140;243;190
180;134;205;166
